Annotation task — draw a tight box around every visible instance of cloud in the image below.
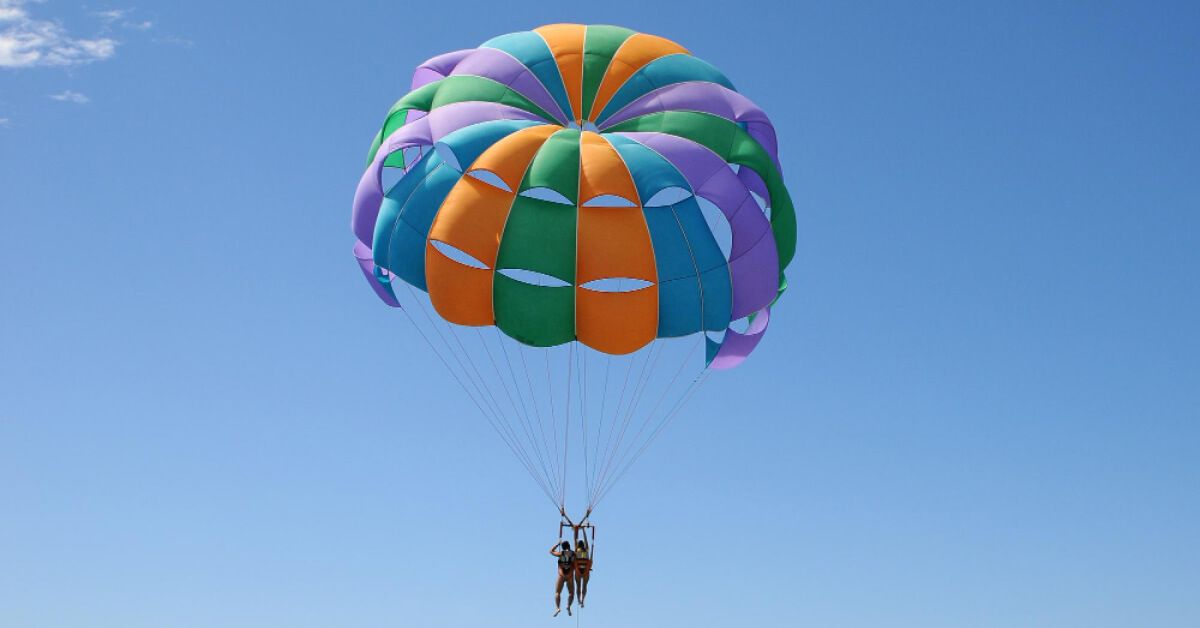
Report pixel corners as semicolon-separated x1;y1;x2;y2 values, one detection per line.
0;0;117;68
49;89;89;104
92;9;126;24
152;34;192;48
92;8;152;31
0;4;23;22
0;116;10;127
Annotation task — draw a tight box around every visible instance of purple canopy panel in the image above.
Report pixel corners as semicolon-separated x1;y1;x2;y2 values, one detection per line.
422;100;542;139
406;110;428;126
728;233;780;319
727;194;771;259
709;307;770;370
619;130;775;258
618;131;742;213
352;102;544;245
726;210;778;316
616;131;780;324
600;82;780;168
411;49;475;90
736;166;771;206
452;48;570;124
354;240;401;307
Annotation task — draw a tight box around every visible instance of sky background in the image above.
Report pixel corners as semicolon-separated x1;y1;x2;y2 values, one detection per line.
2;1;1199;627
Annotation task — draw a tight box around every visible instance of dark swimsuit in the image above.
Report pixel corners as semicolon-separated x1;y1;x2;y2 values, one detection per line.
558;550;575;575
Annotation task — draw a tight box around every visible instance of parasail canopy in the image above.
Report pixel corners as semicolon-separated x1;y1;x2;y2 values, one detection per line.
352;24;796;513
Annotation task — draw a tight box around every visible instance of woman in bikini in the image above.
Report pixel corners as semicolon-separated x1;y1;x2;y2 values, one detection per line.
573;537;592;608
549;540;575;617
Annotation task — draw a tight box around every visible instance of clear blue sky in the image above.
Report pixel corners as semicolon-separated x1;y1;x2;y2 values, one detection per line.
2;1;1198;627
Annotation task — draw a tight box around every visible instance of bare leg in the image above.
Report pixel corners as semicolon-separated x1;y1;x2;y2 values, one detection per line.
565;573;576;615
554;572;566;616
579;571;589;605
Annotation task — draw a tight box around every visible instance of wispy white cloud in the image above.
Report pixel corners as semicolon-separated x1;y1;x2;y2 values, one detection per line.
92;9;127;25
92;8;152;32
0;3;23;22
0;116;11;127
49;89;89;104
0;0;117;68
152;34;191;48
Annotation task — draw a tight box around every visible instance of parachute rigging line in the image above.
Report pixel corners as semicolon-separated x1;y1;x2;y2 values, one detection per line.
394;286;559;506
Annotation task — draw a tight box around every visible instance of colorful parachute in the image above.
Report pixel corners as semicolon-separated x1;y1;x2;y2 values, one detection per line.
352;24;795;513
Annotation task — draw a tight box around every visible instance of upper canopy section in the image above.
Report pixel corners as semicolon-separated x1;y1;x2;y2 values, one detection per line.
353;25;796;367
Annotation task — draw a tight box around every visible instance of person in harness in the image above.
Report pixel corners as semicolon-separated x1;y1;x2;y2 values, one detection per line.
556;507;595;610
549;540;575;617
573;537;592;608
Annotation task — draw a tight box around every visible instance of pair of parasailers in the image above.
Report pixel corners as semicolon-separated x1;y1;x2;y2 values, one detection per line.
549;536;592;617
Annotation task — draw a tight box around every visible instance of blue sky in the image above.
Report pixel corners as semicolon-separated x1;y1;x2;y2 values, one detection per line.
2;1;1198;627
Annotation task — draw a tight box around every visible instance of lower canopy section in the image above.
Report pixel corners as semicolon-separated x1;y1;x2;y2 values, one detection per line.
357;238;775;365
